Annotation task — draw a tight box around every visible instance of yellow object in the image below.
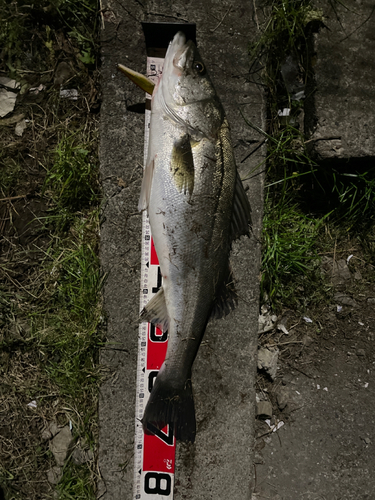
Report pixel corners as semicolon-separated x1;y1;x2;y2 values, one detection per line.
117;64;155;95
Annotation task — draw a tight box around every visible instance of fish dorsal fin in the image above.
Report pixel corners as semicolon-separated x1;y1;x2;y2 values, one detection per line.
216;118;251;240
138;158;155;212
170;135;194;195
140;287;169;331
210;266;238;320
231;171;252;241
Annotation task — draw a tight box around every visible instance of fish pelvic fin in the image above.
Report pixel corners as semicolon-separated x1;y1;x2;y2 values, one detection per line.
140;287;169;331
170;135;195;196
231;170;252;241
142;371;196;443
210;265;238;320
138;158;155;213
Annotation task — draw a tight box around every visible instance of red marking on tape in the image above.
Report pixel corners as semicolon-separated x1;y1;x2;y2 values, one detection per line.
150;237;159;265
143;426;175;472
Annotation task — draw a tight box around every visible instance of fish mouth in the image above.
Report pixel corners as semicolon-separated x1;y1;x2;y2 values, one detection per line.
166;32;195;74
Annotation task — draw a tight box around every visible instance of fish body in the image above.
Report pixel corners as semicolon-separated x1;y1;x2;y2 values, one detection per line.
140;32;251;443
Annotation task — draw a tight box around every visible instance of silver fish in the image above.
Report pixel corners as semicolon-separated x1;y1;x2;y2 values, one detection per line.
134;32;251;443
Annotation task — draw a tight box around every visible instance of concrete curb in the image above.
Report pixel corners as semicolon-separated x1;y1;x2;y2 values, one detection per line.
306;0;375;161
98;2;265;498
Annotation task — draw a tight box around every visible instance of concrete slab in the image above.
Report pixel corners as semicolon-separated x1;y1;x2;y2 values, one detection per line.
98;2;265;499
254;324;375;500
305;1;375;161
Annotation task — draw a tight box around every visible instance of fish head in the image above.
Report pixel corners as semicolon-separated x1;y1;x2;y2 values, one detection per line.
159;32;224;140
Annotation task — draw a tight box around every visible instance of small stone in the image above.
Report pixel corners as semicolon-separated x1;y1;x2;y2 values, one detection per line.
15;119;27;137
282;372;294;385
49;425;74;466
364;437;371;445
302;335;314;347
357;349;366;357
257;347;279;380
41;421;60;441
334;293;357;307
72;443;94;464
332;259;352;283
54;61;74;86
256;401;273;419
276;387;291;410
367;298;375;304
47;466;63;485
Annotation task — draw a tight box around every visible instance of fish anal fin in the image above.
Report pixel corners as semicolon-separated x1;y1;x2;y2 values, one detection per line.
170;135;194;195
140;287;169;331
231;171;252;241
210;266;238;320
138;158;155;212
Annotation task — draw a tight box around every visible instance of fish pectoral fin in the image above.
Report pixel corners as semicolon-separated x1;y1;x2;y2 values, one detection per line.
138;158;155;213
171;135;195;195
230;170;252;241
210;266;238;320
140;287;169;331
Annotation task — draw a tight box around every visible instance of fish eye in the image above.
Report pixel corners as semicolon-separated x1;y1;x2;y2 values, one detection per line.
193;61;205;74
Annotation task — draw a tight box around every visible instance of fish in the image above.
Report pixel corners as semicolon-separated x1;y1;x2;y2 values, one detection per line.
120;32;251;443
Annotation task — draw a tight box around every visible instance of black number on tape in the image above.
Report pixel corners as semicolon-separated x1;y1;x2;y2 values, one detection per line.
150;323;167;342
152;266;162;293
146;422;174;446
148;371;158;392
144;472;171;496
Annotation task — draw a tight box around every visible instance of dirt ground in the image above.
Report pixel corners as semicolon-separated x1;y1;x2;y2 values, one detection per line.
254;247;375;499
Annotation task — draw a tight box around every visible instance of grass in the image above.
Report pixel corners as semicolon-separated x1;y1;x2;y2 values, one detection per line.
45;134;99;210
249;0;375;310
0;0;98;76
43;134;100;231
56;462;96;500
0;147;102;499
0;0;102;498
261;194;328;307
31;218;103;398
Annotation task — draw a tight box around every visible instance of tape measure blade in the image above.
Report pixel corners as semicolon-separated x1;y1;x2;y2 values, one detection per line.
133;55;176;500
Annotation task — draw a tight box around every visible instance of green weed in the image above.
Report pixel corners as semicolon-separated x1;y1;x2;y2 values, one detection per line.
56;461;96;500
44;134;99;211
42;133;100;232
321;165;375;231
52;0;99;67
262;193;329;308
0;0;98;76
248;1;328;308
31;212;103;397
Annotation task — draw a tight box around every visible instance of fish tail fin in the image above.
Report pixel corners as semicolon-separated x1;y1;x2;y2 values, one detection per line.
142;372;196;443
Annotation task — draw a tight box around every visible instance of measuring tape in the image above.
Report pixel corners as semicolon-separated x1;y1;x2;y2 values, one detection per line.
133;56;176;500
